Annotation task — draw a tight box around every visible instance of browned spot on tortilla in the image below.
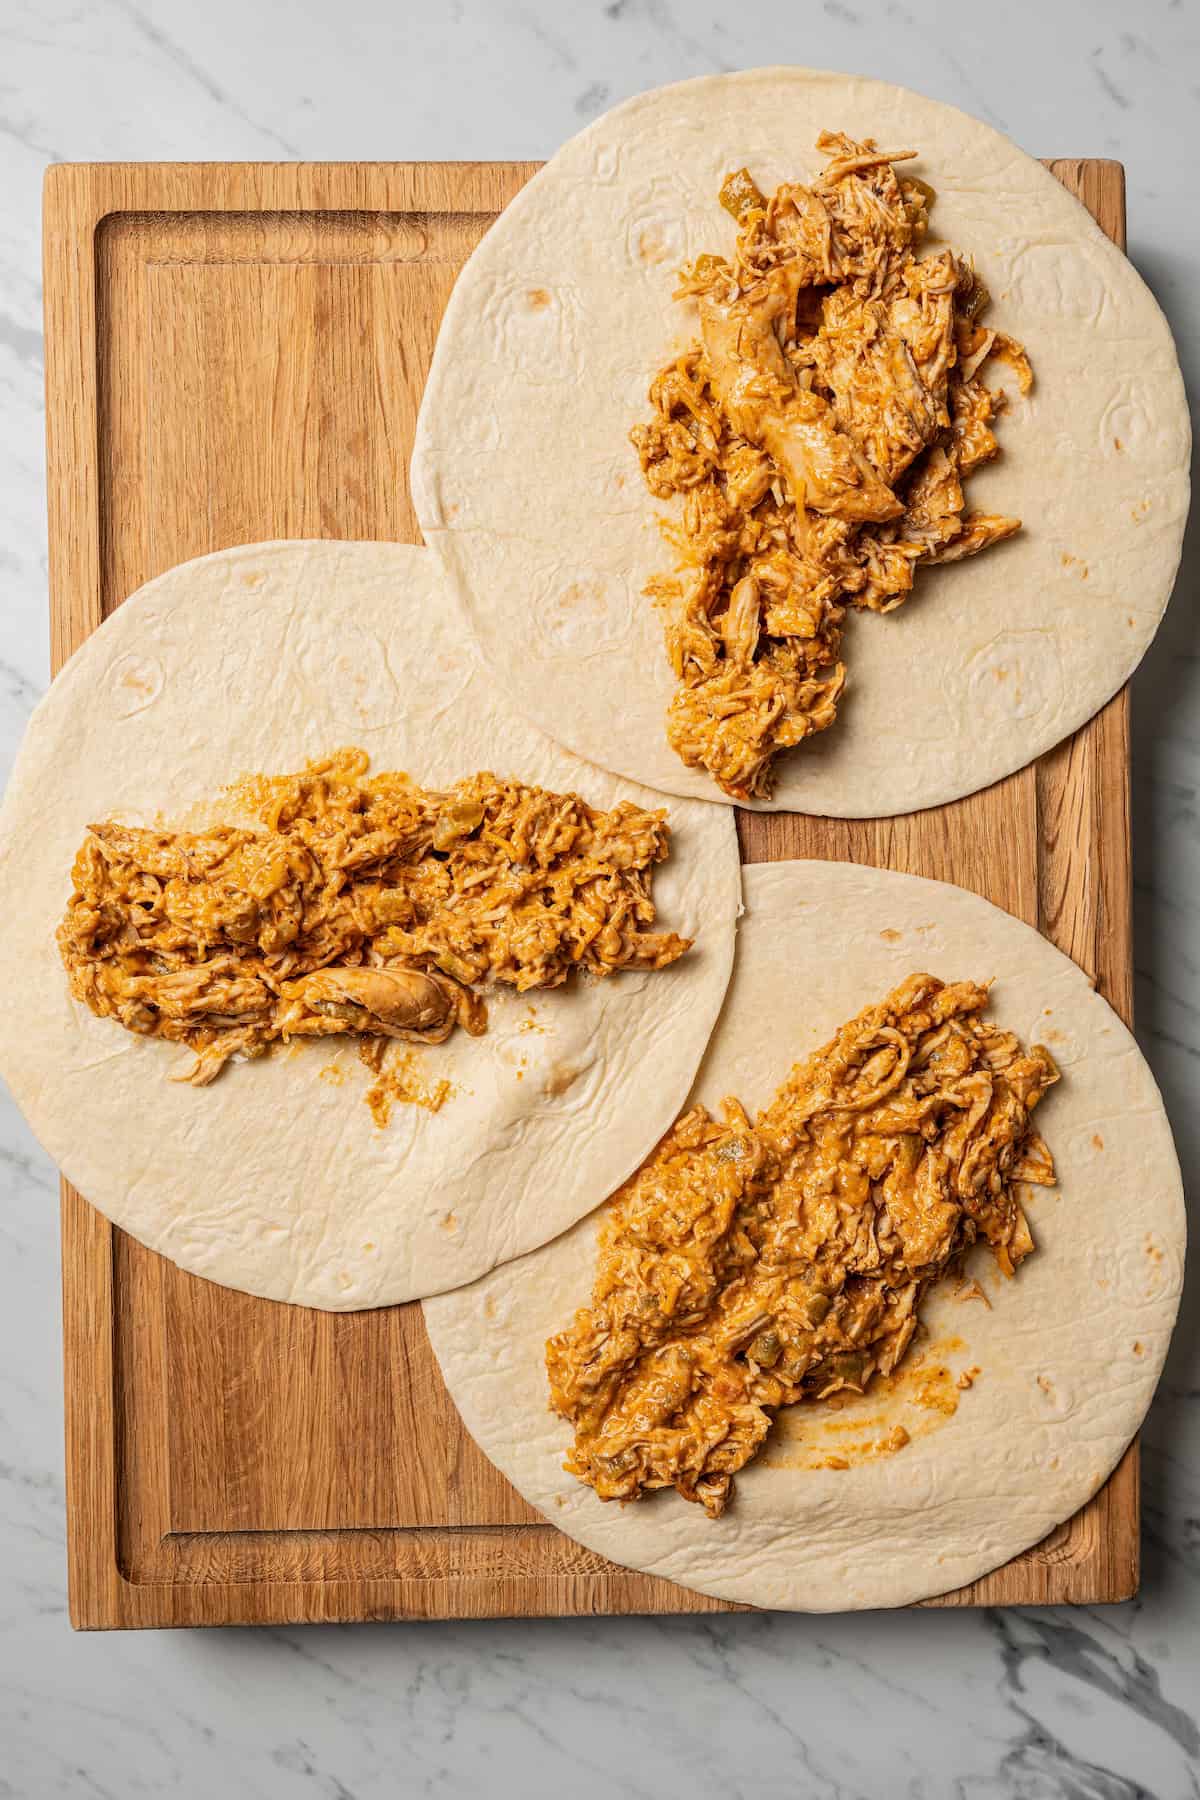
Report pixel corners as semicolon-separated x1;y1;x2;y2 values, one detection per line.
1092;1132;1104;1151
1043;1026;1064;1044
527;287;551;309
879;928;902;943
1133;1340;1145;1357
1113;435;1123;450
1037;1374;1054;1396
483;1294;497;1320
1145;1235;1163;1265
319;1062;347;1087
441;1212;459;1235
543;1063;581;1099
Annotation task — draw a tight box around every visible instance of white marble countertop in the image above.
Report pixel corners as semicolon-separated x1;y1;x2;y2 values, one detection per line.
0;1;1196;1795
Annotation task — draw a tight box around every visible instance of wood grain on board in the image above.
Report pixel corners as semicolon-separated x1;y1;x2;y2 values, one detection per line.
43;158;1136;1629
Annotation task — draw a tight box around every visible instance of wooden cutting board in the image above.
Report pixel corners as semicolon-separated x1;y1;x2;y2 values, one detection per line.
44;158;1136;1629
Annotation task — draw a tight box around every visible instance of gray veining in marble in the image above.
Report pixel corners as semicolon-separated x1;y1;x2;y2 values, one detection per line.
0;1;1196;1795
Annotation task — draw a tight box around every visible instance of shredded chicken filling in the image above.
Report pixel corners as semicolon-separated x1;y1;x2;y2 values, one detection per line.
546;973;1057;1517
58;749;690;1090
632;132;1033;801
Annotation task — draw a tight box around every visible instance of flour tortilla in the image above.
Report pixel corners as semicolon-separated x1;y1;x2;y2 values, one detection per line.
413;68;1190;815
424;862;1184;1610
0;541;740;1309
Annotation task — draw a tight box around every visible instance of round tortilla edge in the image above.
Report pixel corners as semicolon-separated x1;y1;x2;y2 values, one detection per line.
412;66;1190;815
423;859;1185;1610
0;539;742;1308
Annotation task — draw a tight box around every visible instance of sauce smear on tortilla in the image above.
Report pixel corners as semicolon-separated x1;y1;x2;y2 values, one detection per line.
547;972;1057;1517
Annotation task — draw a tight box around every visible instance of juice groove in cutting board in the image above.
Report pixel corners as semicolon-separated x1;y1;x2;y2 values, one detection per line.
43;158;1136;1627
